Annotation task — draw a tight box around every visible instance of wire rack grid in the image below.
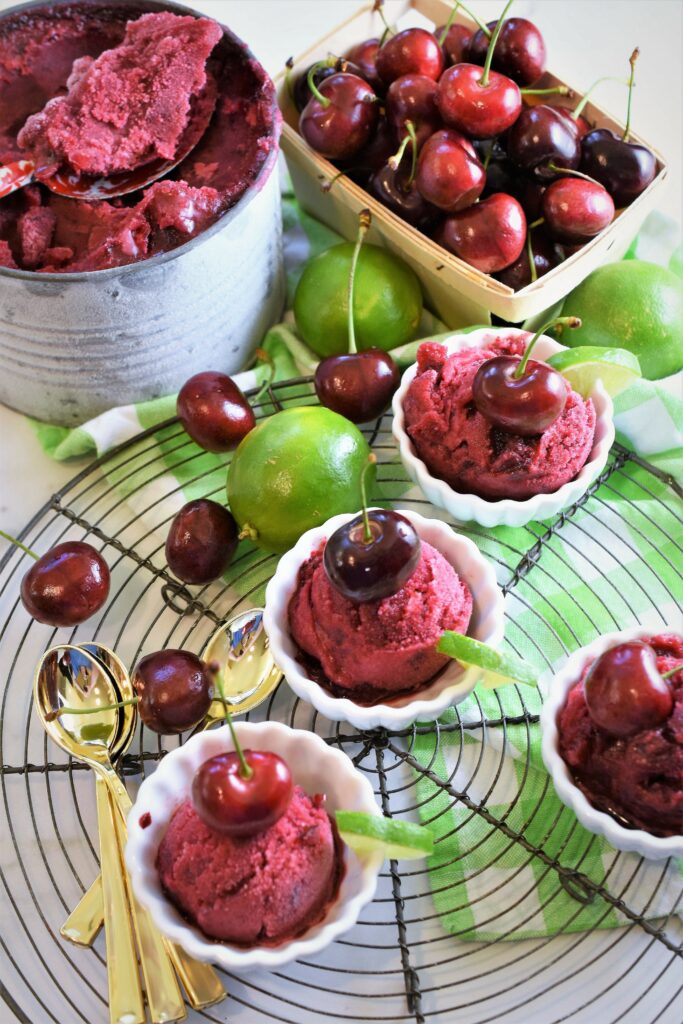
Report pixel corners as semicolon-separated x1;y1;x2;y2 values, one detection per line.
0;376;682;1024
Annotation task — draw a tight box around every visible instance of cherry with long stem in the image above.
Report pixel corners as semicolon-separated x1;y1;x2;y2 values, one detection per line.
623;48;639;141
0;530;38;560
479;0;515;88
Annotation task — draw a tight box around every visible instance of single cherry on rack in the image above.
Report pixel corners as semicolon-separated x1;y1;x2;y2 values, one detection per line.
4;531;111;627
300;70;378;160
472;315;581;435
192;669;293;836
314;210;401;423
584;642;675;737
580;50;656;206
133;649;215;734
323;455;421;603
436;1;522;139
177;370;255;453
165;498;238;585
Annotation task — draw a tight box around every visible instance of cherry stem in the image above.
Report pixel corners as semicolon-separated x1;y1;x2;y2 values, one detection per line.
347;209;371;356
285;57;295;103
373;0;395;38
321;169;347;193
572;75;630;120
389;121;418;183
480;0;514;88
46;698;138;722
623;47;639;141
211;663;253;779
0;529;39;560
482;145;493;171
307;58;336;109
359;454;378;544
521;86;571;97
251;347;276;405
546;163;601;185
526;232;537;283
529;217;544;229
661;664;683;680
441;0;492;39
513;316;582;379
438;2;460;45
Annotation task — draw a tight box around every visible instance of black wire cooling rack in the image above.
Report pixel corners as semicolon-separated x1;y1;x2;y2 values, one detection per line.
1;376;682;1024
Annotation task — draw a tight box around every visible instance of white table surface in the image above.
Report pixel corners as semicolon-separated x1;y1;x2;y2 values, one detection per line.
0;0;681;554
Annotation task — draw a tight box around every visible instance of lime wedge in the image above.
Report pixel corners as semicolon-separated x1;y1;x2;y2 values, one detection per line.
437;632;538;689
545;346;641;398
335;811;434;860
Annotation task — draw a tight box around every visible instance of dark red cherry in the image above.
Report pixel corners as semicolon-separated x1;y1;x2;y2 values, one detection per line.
507;105;581;179
165;499;238;585
436;22;471;66
20;541;110;627
345;38;383;92
324;509;421;603
551;105;592;140
292;58;367;112
386;74;441;148
496;230;560;290
416;129;485;212
177;371;255;453
300;73;378;160
584;642;674;737
542;177;615;243
192;750;293;837
580;128;656;207
375;28;444;85
315;349;401;423
337;116;396;184
436;193;526;273
481;157;520;200
471;318;577;434
133;650;214;735
517;178;547;220
467;18;546;86
369;159;440;228
437;64;521;138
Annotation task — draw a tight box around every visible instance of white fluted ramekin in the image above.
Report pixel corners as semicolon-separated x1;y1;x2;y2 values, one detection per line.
540;625;683;860
392;328;615;528
263;509;504;730
125;722;383;969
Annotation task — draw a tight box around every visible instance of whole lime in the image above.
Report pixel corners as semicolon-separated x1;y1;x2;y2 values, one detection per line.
558;260;683;380
294;242;423;357
227;407;373;553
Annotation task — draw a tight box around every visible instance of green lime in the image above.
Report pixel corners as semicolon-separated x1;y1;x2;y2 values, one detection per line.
227;407;373;554
546;346;641;397
436;632;538;689
558;261;683;380
293;243;423;358
335;811;434;860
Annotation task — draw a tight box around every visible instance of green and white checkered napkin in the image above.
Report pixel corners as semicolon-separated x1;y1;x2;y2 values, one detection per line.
30;188;683;941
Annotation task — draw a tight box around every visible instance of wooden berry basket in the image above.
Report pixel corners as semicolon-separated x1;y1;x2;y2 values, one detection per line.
276;0;669;327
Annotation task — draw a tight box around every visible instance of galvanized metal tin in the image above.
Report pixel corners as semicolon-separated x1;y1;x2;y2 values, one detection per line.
0;0;285;427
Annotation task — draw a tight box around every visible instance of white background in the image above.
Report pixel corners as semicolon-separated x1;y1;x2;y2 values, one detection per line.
1;0;682;545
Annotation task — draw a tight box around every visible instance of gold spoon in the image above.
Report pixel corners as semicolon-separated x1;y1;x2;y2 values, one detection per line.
34;645;187;1024
64;643;226;1011
202;608;283;723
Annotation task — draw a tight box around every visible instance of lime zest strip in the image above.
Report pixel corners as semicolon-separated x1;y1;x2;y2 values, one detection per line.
437;632;539;689
335;810;434;859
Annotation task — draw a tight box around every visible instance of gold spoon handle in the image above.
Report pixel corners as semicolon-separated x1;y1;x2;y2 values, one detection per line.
95;777;146;1024
60;875;103;946
109;790;188;1024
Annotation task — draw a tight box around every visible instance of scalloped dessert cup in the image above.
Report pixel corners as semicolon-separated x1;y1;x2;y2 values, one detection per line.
264;508;504;730
125;721;383;970
392;327;615;529
540;625;683;861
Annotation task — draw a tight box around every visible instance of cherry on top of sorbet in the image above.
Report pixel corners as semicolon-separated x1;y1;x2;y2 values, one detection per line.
583;641;674;738
191;749;294;837
323;508;421;604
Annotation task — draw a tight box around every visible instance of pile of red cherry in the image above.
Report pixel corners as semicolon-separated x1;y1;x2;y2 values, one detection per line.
293;4;657;288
